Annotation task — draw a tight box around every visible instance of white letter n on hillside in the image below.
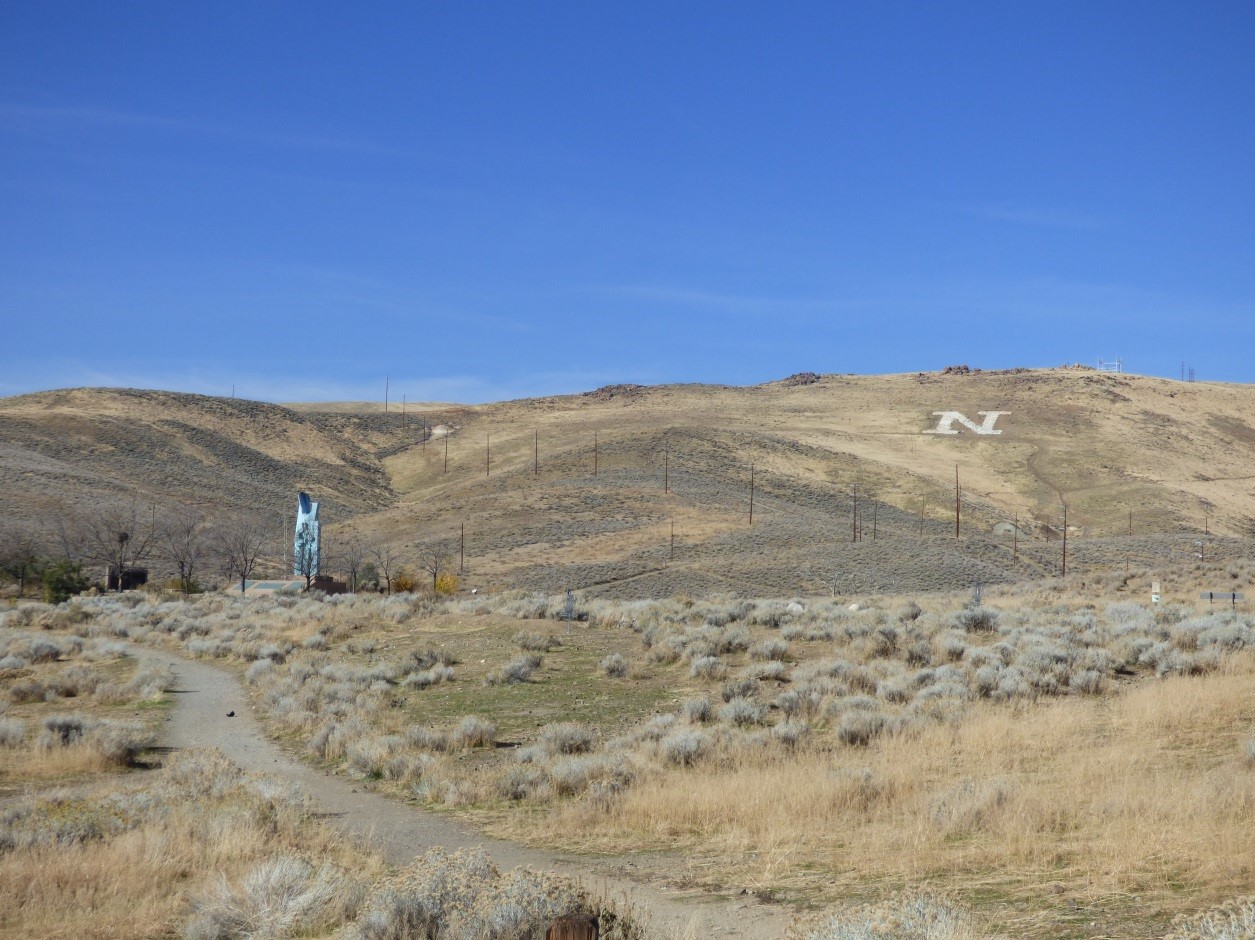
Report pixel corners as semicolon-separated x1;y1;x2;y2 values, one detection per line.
923;411;1010;435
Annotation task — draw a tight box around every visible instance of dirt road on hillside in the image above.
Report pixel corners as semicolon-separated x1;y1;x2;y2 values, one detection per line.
144;648;795;940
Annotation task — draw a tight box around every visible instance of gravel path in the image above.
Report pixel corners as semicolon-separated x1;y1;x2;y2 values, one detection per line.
145;648;794;939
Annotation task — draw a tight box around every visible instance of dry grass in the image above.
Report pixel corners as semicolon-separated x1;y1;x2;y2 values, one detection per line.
13;585;1255;937
0;750;385;940
541;652;1255;935
0;745;117;783
0;629;171;790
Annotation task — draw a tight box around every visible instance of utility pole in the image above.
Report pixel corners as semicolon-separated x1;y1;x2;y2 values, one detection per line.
486;434;491;477
749;463;755;526
534;430;538;476
402;394;406;416
594;431;598;477
1061;505;1068;577
872;503;878;541
670;518;675;563
918;495;925;537
1012;512;1018;561
954;465;961;540
1126;507;1132;574
852;484;858;543
460;522;464;573
443;434;448;474
664;438;669;493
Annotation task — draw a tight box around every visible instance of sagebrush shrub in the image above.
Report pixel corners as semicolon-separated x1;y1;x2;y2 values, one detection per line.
454;716;496;749
600;653;628;678
719;697;766;727
800;893;976;940
539;722;593;754
0;717;26;747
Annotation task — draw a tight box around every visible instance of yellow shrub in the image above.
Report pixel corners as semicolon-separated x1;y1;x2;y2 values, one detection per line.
434;573;458;595
391;570;418;593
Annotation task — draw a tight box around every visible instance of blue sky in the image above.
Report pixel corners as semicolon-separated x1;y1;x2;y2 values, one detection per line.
2;2;1253;402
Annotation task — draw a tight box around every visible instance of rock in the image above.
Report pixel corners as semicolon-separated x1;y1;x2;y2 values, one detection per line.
848;603;860;611
226;710;235;717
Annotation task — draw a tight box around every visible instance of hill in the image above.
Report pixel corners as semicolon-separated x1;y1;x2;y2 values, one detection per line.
0;387;428;524
3;369;1255;595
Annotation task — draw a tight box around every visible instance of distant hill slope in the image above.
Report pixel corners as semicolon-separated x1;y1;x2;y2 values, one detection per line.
337;368;1255;596
0;388;427;523
3;370;1254;596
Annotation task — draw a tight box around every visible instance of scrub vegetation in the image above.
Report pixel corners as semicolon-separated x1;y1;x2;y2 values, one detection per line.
8;569;1255;938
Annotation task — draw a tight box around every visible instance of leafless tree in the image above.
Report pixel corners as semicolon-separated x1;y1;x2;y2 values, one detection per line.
294;530;318;590
215;514;270;594
338;536;368;593
415;539;454;592
370;543;405;595
55;499;158;591
0;521;45;596
160;507;209;595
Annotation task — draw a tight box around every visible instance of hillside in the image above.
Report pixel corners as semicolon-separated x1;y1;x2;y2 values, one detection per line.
338;368;1255;596
4;369;1255;596
0;387;428;524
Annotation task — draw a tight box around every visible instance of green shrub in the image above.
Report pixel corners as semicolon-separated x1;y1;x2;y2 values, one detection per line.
41;561;90;604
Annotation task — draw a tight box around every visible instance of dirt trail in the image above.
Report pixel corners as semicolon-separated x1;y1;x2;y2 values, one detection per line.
144;648;794;939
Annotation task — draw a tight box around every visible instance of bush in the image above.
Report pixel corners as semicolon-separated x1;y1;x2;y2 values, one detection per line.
836;711;887;747
660;729;708;766
0;717;26;747
1164;897;1255;940
514;632;559;652
486;655;542;685
42;561;90;604
434;573;458;595
600;653;629;678
539;722;594;754
681;696;712;723
690;655;727;680
799;893;976;940
955;607;999;633
750;639;788;661
453;716;496;749
719;697;766;727
391;571;419;594
185;856;353;940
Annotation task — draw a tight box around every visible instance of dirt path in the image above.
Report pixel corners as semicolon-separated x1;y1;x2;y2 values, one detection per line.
144;648;794;940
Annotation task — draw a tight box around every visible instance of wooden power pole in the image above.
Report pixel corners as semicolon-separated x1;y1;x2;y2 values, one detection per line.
749;463;755;526
954;465;961;540
1061;505;1068;577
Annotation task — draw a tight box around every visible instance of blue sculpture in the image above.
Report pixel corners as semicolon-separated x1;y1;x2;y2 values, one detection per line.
294;492;320;579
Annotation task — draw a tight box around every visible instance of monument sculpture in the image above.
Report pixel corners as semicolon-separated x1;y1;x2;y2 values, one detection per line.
294;491;320;578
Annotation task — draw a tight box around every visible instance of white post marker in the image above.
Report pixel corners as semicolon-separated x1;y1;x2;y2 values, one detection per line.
1151;580;1161;604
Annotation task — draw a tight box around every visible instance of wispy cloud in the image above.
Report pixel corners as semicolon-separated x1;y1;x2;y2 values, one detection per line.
960;202;1108;230
0;101;399;155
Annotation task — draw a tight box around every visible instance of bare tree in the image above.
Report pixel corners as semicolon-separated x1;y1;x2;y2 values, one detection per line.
370;543;405;595
294;533;318;590
338;536;367;593
0;521;45;596
56;499;158;591
160;507;209;595
415;539;454;592
215;514;270;594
